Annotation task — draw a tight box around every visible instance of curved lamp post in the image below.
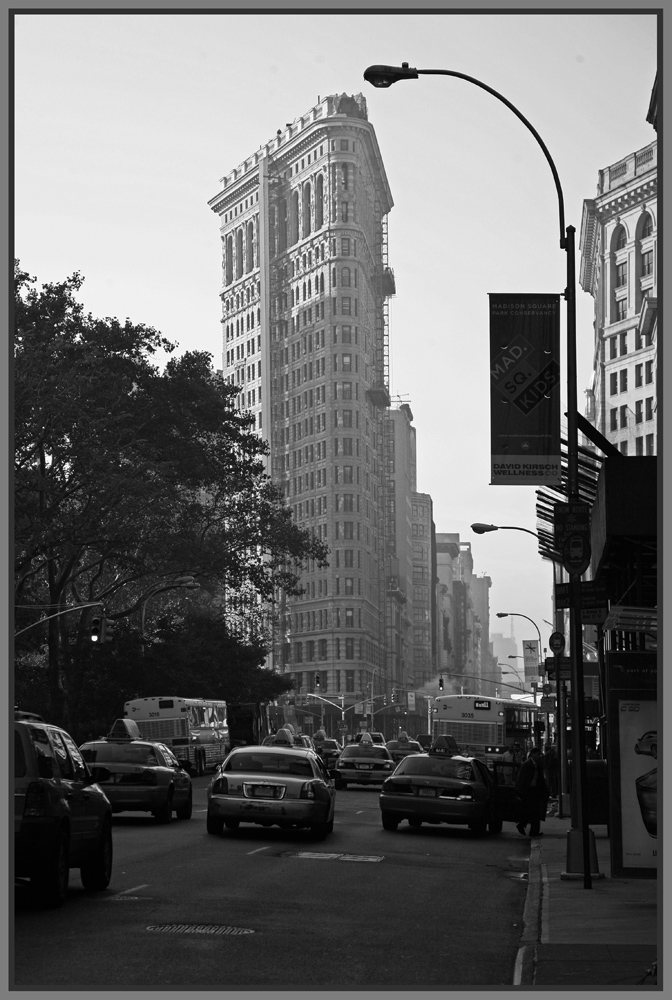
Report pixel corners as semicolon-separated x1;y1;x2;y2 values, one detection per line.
471;522;540;540
364;61;592;886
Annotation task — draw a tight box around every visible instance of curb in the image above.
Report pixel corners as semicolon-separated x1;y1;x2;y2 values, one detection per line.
512;840;543;986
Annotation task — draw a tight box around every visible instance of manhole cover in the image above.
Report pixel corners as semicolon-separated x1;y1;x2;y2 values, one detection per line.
147;924;255;936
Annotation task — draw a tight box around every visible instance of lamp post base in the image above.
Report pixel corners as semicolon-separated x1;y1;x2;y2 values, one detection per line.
561;827;605;880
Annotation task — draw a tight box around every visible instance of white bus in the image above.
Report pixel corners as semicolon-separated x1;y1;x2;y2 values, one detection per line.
431;694;540;760
123;696;230;775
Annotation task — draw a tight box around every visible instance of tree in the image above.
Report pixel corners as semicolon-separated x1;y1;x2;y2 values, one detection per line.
14;264;328;727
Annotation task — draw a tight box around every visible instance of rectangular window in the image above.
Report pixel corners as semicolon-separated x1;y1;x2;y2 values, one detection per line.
341;238;350;255
636;436;644;456
346;670;355;692
635;363;643;387
635;400;643;424
610;408;618;431
344;577;354;595
641;250;653;276
616;262;627;287
645;397;654;420
619;369;628;392
342;353;352;371
619;332;627;355
344;522;354;539
345;638;354;660
345;609;354;628
646;434;654;455
609;372;618;395
609;336;617;360
645;361;653;384
616;299;627;322
620;404;627;429
342;298;351;315
619;440;628;455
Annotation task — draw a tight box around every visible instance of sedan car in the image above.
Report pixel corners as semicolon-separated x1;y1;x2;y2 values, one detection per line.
15;716;113;907
206;745;335;839
379;749;508;836
634;731;657;759
314;738;342;770
386;736;424;764
79;719;192;824
334;741;395;789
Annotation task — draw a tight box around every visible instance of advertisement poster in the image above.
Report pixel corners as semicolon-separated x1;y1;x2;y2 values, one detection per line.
617;698;657;871
522;639;540;680
489;293;561;485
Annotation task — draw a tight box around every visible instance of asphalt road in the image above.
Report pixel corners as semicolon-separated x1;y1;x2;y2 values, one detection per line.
14;775;531;988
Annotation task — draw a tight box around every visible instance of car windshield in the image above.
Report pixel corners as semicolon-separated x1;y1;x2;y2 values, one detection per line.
224;752;314;778
81;742;162;765
342;746;389;759
396;757;477;780
322;741;339;750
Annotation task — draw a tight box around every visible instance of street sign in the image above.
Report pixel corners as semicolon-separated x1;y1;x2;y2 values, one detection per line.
540;696;556;711
544;656;571;680
548;631;565;653
555;580;607;609
554;500;591;547
561;532;591;575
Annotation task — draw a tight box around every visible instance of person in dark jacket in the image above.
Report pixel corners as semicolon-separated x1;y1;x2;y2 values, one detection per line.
516;746;549;837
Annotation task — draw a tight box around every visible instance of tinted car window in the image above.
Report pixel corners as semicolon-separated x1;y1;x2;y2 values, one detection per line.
60;731;89;781
396;757;477;780
322;740;340;750
156;743;180;767
81;742;161;765
342;746;389;760
28;726;59;778
50;731;76;779
224;752;314;778
15;730;26;778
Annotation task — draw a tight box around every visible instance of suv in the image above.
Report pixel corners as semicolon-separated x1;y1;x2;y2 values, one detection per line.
14;716;114;907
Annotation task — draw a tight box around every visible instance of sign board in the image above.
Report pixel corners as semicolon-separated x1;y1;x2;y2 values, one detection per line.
540;696;556;711
555;580;608;609
523;640;540;679
548;631;565;653
554;500;591;547
561;532;591;576
489;293;562;485
407;692;416;712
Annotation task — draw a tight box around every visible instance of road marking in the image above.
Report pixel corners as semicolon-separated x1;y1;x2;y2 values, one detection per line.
356;810;364;814
115;885;148;896
247;846;271;855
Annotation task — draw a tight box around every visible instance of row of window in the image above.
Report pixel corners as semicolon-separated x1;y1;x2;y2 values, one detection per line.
618;435;655;456
608;328;654;359
609;361;654;395
291;667;361;693
609;398;655;429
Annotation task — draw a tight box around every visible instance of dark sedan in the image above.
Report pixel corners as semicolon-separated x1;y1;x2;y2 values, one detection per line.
379;752;511;836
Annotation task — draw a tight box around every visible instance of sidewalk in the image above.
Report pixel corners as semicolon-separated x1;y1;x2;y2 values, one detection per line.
514;815;659;987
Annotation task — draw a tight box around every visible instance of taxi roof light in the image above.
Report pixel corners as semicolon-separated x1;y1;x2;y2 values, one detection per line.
106;718;143;741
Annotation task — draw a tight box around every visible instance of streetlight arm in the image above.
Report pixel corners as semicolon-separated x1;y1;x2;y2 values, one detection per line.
471;522;540;539
497;612;542;650
14;602;103;636
364;64;566;245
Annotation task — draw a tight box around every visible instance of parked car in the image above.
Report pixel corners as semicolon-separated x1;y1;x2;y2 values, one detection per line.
634;731;657;759
334;737;395;789
206;745;335;839
379;738;517;835
14;715;113;906
79;719;193;823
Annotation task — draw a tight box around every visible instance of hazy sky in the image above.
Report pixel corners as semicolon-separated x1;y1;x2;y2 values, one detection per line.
14;11;658;669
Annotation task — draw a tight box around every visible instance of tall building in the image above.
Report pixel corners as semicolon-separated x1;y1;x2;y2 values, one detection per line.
208;94;396;733
579;138;657;456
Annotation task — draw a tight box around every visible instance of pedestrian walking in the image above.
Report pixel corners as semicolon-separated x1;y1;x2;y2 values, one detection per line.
515;746;549;837
501;741;522;785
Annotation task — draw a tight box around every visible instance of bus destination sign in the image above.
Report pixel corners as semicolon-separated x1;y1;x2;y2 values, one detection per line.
474;700;491;710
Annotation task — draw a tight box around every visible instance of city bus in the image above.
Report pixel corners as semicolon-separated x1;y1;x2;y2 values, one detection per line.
431;694;540;762
123;696;230;775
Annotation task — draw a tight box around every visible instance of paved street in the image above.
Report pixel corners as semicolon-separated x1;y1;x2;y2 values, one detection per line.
14;776;532;988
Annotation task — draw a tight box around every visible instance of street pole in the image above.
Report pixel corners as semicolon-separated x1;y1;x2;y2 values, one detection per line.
363;61;594;887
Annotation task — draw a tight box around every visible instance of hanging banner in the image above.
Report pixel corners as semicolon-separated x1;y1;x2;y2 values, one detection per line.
522;639;540;680
489;294;561;485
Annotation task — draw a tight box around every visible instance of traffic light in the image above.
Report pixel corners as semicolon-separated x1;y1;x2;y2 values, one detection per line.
90;617;102;642
383;695;387;706
439;676;444;691
315;673;320;690
102;618;114;643
391;688;396;703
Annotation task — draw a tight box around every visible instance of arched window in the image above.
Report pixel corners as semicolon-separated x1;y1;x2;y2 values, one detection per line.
308;278;312;297
290;191;299;245
236;229;244;279
246;221;254;272
342;164;349;190
302;181;312;238
225;235;233;285
315;174;324;229
615;225;627;250
303;282;307;302
320;273;325;294
640;212;653;239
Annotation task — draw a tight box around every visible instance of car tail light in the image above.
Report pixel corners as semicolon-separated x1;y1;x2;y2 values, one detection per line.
23;782;50;817
300;782;316;799
383;779;412;794
212;776;229;795
456;791;475;801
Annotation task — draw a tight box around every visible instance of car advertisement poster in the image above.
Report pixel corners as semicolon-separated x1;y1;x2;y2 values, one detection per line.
617;699;657;871
489;293;561;485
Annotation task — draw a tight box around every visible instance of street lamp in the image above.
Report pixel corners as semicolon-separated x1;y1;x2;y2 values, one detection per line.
471;523;541;541
364;61;591;887
496;611;542;653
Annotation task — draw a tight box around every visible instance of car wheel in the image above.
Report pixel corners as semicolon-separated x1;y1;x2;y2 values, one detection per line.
381;812;398;831
224;819;240;830
154;791;173;825
488;816;503;835
35;826;70;907
176;788;193;820
206;811;224;835
80;817;113;891
408;817;422;828
469;818;487;836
